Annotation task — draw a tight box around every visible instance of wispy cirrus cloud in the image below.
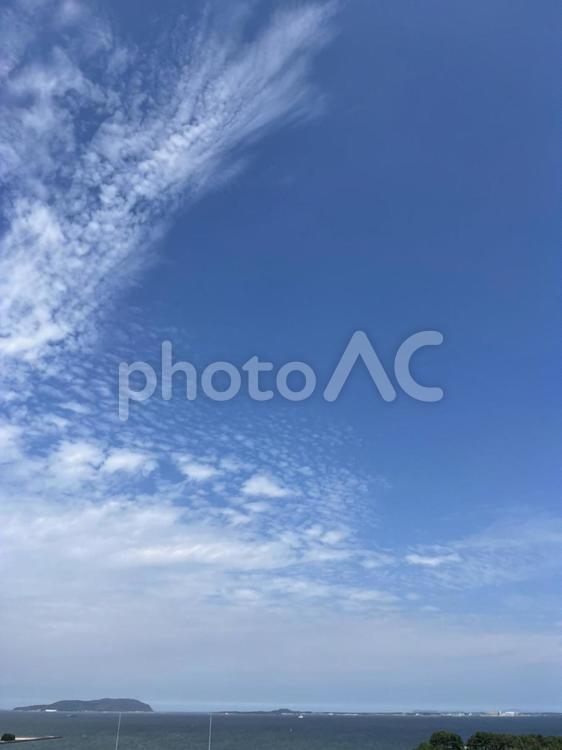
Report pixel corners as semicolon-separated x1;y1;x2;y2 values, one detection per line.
404;517;562;590
0;0;334;366
405;551;462;568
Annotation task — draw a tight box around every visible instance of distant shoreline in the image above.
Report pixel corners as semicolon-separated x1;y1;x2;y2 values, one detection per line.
7;709;561;718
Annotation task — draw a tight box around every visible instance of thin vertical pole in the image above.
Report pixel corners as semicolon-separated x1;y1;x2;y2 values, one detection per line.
207;713;212;750
114;712;122;750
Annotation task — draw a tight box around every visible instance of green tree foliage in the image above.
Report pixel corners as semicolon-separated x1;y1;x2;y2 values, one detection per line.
416;731;562;750
467;733;562;750
429;731;465;750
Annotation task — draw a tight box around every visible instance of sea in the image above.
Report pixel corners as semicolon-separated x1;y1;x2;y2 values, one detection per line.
1;711;562;750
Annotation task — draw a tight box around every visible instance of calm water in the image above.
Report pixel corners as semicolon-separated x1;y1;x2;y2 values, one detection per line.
2;712;562;750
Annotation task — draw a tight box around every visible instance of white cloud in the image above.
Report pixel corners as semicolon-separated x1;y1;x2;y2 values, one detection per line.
118;536;292;571
0;0;334;367
241;473;290;498
102;449;157;475
244;501;271;514
176;456;220;482
48;439;104;481
320;529;348;545
59;401;92;415
0;422;23;463
405;552;462;568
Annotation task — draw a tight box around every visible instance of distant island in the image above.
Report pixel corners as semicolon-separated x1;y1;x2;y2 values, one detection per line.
13;699;153;713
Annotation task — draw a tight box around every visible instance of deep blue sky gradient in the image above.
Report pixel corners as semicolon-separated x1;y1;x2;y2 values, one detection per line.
114;0;560;539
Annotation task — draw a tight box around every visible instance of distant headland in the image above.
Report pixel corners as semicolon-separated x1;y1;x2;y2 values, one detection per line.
13;699;153;713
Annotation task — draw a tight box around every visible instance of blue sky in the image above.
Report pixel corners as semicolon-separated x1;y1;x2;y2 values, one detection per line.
0;0;560;712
